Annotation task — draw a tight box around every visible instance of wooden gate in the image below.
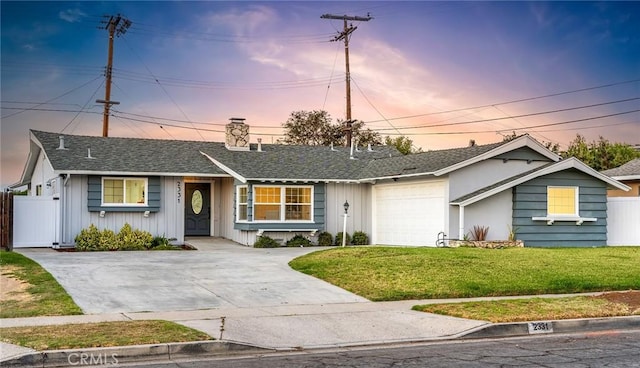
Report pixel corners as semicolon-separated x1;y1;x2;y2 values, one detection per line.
13;196;59;248
1;192;13;250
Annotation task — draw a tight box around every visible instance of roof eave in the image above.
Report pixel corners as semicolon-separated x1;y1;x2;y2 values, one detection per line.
435;135;561;176
453;157;630;207
200;151;247;183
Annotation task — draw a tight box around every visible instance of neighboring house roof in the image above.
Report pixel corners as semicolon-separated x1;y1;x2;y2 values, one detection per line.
601;158;640;181
451;157;631;206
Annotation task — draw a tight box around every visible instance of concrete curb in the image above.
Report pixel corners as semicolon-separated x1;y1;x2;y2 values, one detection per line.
460;315;640;339
3;316;639;367
1;340;273;368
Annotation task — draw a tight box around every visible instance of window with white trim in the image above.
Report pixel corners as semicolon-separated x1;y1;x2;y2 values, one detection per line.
253;186;313;221
237;186;248;221
547;186;578;216
102;178;148;206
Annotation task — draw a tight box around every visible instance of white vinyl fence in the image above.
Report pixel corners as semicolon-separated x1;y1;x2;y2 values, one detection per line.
607;197;640;246
13;196;59;247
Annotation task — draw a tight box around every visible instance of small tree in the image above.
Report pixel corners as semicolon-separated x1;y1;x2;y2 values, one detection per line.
384;135;421;155
562;134;640;171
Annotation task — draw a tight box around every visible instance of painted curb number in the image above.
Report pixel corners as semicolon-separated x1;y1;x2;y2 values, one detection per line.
528;321;554;334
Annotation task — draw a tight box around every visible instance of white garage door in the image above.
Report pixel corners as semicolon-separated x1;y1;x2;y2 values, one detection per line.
374;181;445;246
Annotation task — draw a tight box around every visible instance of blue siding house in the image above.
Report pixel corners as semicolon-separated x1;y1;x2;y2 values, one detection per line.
12;120;630;248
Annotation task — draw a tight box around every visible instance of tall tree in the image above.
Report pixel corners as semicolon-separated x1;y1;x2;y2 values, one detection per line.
282;111;381;146
562;134;640;171
384;135;421;155
282;110;340;145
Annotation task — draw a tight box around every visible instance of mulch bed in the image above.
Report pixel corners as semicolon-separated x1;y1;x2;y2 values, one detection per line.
592;290;640;311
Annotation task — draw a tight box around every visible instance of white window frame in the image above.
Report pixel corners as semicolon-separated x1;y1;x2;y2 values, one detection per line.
252;185;314;223
101;177;148;207
533;185;596;225
236;185;248;222
546;186;579;217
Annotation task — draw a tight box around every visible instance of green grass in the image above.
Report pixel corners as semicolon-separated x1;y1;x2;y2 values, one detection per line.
0;321;212;350
413;296;637;323
0;250;83;318
289;247;640;301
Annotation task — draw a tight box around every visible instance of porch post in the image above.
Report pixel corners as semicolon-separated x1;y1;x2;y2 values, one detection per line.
458;205;465;240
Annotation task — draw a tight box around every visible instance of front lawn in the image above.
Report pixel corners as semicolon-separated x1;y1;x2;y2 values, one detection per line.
0;321;212;350
0;251;82;318
289;247;640;301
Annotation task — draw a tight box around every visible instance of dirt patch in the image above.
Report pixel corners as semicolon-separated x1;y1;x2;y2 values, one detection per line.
0;266;33;302
592;290;640;313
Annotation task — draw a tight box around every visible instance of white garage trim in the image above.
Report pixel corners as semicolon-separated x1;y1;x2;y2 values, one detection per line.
372;180;447;246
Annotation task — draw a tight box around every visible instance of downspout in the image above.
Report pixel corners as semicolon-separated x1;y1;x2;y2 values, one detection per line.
458;205;465;240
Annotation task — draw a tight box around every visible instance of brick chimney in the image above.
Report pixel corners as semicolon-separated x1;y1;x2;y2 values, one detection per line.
225;118;250;151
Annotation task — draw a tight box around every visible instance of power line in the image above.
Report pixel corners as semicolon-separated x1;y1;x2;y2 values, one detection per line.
365;78;640;124
373;97;640;132
0;75;103;119
121;35;205;140
383;109;640;136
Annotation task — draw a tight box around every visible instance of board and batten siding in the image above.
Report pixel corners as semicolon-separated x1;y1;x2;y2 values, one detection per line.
63;175;184;245
512;170;608;247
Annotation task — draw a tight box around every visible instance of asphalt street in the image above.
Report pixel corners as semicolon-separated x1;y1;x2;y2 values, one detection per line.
111;330;640;368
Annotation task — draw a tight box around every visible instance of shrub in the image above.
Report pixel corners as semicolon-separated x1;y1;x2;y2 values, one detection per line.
351;231;369;245
151;235;171;248
117;223;153;250
335;232;351;246
317;232;333;246
253;236;280;248
286;234;311;247
470;225;489;241
74;224;100;251
98;229;119;251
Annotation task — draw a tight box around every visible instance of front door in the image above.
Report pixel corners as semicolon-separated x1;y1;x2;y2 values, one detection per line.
185;183;211;236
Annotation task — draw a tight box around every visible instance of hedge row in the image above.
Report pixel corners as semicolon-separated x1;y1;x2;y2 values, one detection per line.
253;231;369;248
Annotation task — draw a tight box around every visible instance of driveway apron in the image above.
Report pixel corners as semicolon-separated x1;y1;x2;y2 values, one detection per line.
18;241;367;314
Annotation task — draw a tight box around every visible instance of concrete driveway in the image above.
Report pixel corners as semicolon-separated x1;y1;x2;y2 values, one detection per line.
17;239;368;314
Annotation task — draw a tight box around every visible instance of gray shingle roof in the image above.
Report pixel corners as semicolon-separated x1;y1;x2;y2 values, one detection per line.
200;143;400;180
32;130;228;175
32;130;517;181
359;141;506;179
601;158;640;178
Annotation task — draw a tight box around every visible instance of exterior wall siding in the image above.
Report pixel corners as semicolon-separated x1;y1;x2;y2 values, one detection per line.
448;148;553;201
463;189;512;241
325;183;372;236
63;175;184;245
512;169;608;247
30;152;58;197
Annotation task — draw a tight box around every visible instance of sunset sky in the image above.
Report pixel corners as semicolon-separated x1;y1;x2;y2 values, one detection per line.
2;1;639;188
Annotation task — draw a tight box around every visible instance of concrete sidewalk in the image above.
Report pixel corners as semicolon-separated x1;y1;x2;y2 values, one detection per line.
3;295;640;366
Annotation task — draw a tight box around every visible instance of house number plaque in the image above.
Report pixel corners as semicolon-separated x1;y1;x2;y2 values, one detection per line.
527;321;553;334
192;190;203;215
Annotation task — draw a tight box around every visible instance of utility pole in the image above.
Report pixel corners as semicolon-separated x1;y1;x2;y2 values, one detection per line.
97;14;131;137
321;13;372;146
